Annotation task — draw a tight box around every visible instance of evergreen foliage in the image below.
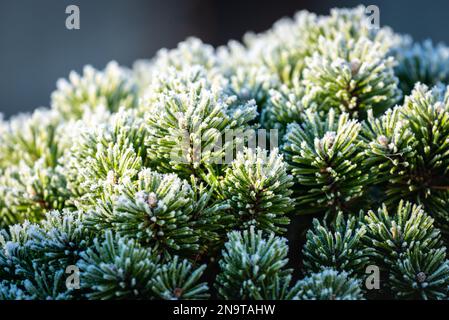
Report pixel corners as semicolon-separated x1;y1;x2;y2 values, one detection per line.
152;256;209;300
0;109;72;226
0;210;90;299
283;109;368;217
66;109;147;206
51;61;138;120
293;268;364;300
220;147;294;234
89;168;200;257
363;201;442;266
143;66;257;180
261;80;309;134
363;201;449;298
215;228;299;300
363;84;449;232
395;40;449;95
78;230;159;299
302;35;401;118
3;5;449;300
390;246;449;299
302;213;370;276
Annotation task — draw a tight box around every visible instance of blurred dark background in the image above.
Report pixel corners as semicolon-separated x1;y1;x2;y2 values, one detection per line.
1;0;448;117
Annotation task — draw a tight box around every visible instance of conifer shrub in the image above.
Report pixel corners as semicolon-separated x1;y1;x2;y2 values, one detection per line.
2;5;449;300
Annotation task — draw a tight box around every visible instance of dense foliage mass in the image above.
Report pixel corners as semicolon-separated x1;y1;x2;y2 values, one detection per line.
2;6;449;300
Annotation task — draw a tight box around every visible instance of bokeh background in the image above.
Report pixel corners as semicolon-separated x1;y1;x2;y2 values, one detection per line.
1;0;448;117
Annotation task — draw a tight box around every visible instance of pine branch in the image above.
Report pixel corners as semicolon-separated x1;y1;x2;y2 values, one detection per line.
395;40;449;95
220;147;294;234
152;256;209;300
143;66;257;180
302;35;401;118
78;230;160;299
390;246;449;299
283;109;368;218
302;212;371;276
51;61;138;120
292;268;364;300
215;227;297;300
